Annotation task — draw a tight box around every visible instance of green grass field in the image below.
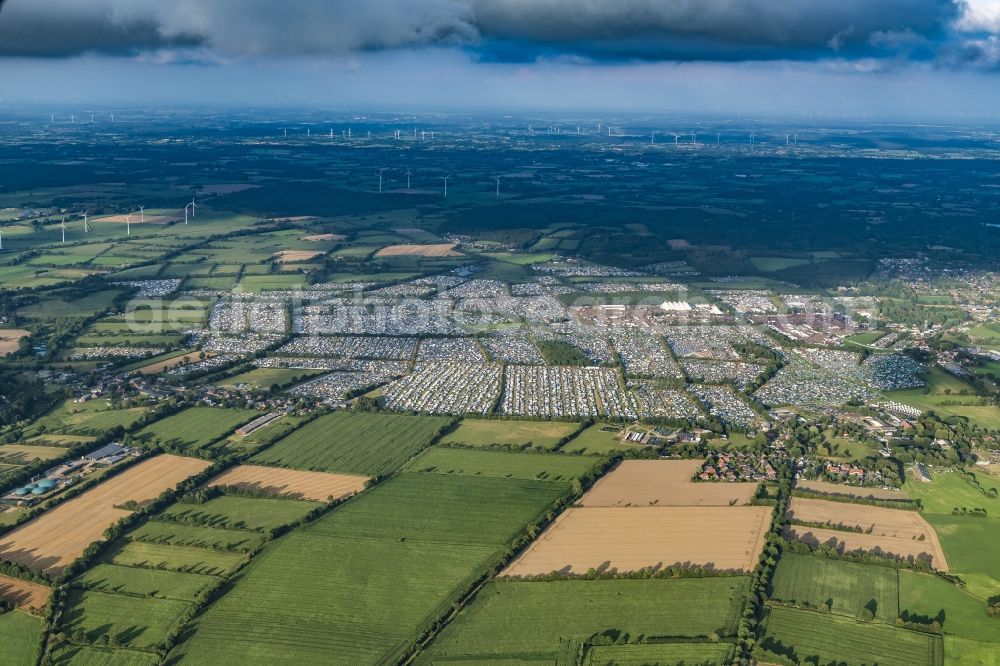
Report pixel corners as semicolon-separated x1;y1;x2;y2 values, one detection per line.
49;645;160;666
107;541;247;577
29;398;149;435
167;473;567;665
902;470;1000;515
560;424;633;455
74;563;219;602
438;419;580;450
751;256;810;272
0;610;41;666
250;411;451;476
759;606;943;666
770;554;900;621
60;588;192;650
402;447;600;482
157;496;321;532
215;367;324;390
944;637;1000;666
923;514;1000;600
584;642;734;666
128;521;267;552
899;570;1000;645
888;368;1000;428
424;578;748;662
133;407;261;451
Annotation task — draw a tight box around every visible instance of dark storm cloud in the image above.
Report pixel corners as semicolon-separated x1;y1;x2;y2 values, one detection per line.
0;0;969;63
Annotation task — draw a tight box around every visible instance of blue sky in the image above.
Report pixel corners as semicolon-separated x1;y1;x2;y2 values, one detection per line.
2;0;1000;116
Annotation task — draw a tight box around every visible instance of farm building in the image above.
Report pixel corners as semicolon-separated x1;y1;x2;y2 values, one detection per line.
236;412;282;436
84;443;128;465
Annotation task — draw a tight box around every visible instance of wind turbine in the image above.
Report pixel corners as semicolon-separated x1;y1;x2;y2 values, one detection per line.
139;205;145;225
786;134;791;146
691;132;697;145
284;129;288;139
61;217;66;244
673;133;680;147
49;113;54;124
717;132;721;146
70;115;75;124
0;229;3;250
126;213;132;236
189;198;197;219
83;213;90;233
405;168;412;190
494;175;501;198
441;175;451;198
377;168;387;193
90;114;94;123
110;114;115;123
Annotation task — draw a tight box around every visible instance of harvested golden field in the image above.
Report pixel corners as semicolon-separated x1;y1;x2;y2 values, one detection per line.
786;497;947;569
302;233;345;242
273;250;325;263
502;506;772;576
0;455;210;575
375;243;461;257
0;329;29;356
207;465;368;502
784;526;948;569
795;479;910;501
579;460;756;507
136;352;214;376
0;574;50;612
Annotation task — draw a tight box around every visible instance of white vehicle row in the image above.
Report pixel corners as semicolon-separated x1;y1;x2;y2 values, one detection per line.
500;365;635;418
382;362;501;415
277;335;418;360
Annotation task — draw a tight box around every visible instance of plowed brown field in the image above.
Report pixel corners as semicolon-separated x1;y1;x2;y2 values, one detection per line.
0;455;210;575
502;505;772;576
579;459;756;507
207;465;368;502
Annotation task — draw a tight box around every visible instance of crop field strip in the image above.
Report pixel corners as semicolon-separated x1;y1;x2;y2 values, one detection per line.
49;644;160;666
584;643;735;666
503;505;772;575
759;605;944;666
420;578;748;662
402;447;601;482
167;473;571;665
786;497;949;569
770;553;900;621
125;521;267;552
206;464;368;502
579;459;757;506
157;495;322;532
249;411;452;476
0;455;211;575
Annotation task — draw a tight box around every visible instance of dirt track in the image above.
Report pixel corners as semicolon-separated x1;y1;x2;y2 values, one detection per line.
0;455;210;575
502;505;772;576
207;465;368;502
579;460;756;507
